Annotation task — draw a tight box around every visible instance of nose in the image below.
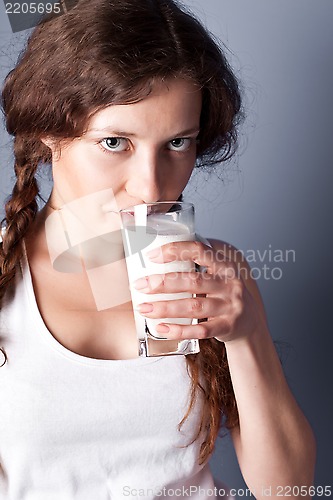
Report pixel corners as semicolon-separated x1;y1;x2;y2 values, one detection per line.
125;149;165;204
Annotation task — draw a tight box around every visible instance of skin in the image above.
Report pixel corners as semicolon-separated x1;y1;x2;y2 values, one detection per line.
47;79;201;209
29;78;315;498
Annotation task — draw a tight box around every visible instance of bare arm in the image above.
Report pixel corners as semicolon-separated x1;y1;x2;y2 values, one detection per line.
210;239;316;499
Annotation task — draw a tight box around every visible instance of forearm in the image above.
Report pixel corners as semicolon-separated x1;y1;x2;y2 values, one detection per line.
225;326;316;499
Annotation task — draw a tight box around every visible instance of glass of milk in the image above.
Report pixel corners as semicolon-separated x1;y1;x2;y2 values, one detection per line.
120;202;200;357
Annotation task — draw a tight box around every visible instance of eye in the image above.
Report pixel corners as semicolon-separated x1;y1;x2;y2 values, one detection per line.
167;138;192;152
99;137;129;152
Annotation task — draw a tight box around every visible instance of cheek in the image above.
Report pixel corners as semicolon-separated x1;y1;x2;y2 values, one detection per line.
165;159;195;196
52;159;92;202
178;153;196;182
52;148;122;202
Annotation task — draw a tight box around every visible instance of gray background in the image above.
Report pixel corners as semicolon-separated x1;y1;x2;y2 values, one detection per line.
1;0;332;496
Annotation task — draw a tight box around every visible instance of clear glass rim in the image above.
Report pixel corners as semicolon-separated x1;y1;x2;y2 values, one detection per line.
119;201;194;214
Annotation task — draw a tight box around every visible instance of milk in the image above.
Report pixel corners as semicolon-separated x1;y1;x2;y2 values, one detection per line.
122;217;196;341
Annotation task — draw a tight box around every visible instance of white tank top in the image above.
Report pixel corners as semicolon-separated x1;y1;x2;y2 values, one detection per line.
0;248;226;499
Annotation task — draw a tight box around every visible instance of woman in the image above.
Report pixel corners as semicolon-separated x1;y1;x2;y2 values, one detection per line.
0;0;315;498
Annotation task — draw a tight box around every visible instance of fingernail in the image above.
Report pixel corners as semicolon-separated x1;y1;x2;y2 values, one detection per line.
136;303;154;313
145;247;160;259
155;323;170;333
133;277;149;290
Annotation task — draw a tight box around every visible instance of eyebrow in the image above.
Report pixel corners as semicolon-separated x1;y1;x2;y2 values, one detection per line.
85;126;200;138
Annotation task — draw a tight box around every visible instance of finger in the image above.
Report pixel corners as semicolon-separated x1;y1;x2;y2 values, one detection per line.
136;296;226;320
145;240;238;277
155;316;231;340
133;271;228;295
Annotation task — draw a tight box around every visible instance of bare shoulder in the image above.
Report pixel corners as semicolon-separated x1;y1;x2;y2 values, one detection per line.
206;238;267;316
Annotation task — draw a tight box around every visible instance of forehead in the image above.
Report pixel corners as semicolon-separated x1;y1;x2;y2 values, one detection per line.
85;79;202;138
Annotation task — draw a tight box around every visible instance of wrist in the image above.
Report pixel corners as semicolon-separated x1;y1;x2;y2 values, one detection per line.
215;311;270;348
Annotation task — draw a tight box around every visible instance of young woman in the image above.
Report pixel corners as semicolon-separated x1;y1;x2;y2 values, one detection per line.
0;0;315;498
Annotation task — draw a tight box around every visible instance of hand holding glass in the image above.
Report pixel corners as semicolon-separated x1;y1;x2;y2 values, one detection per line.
120;202;200;357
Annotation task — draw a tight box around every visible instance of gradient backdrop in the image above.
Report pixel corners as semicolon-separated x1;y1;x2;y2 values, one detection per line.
0;1;332;497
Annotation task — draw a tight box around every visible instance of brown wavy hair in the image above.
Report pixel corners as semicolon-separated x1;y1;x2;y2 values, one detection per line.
0;0;241;464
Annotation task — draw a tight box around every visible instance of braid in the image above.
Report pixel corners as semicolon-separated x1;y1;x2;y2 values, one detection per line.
0;136;40;304
183;339;239;464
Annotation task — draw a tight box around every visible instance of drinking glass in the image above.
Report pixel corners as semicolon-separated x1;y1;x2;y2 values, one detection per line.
120;202;200;357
